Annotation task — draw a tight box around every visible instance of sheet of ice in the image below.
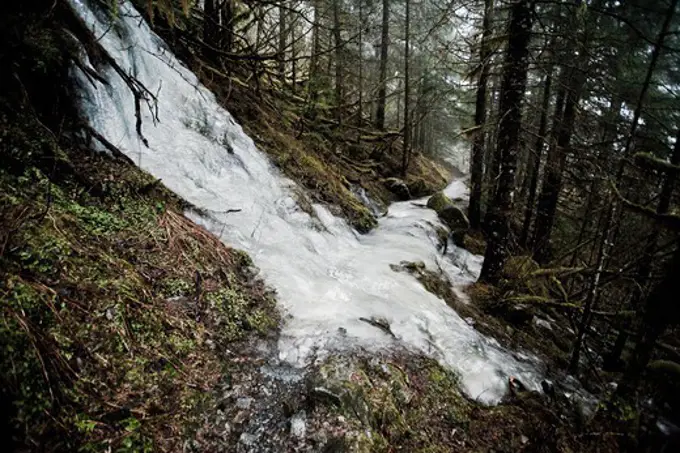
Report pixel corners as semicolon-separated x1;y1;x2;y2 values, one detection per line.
70;0;540;403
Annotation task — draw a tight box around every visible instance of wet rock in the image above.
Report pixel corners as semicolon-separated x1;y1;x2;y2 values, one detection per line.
427;192;470;239
236;397;253;410
383;177;411;200
407;178;429;198
239;432;257;446
290;410;307;439
426;191;453;212
439;205;470;232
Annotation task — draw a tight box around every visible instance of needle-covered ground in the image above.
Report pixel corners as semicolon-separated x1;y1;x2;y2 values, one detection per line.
0;121;278;451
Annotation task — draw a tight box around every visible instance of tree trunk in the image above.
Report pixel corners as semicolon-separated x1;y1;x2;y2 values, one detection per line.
579;0;678;374
220;0;234;53
278;3;287;81
469;0;494;230
203;0;219;60
332;0;343;123
307;0;322;115
479;0;534;284
519;64;552;246
375;0;389;130
401;0;411;177
357;0;364;127
531;63;583;263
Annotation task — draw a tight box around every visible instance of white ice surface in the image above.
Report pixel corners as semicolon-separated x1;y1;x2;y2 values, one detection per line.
70;0;539;403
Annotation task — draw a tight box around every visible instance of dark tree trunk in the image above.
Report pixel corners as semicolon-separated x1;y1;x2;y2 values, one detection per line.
480;0;534;284
332;0;343;123
220;0;234;53
307;0;322;115
606;126;680;367
375;0;389;130
531;65;582;263
402;0;411;177
203;0;219;60
278;4;287;81
520;65;552;246
469;0;494;230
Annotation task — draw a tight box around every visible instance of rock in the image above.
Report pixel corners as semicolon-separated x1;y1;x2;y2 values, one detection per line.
290;410;307;439
383;177;411;200
533;317;553;331
236;397;253;410
439;205;470;232
426;191;453;212
407;178;429;197
541;380;556;399
239;432;257;446
427;192;470;235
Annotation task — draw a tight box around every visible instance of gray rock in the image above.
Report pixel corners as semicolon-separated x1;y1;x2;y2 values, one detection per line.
383;178;411;201
290;410;307;439
236;397;253;410
439;205;470;231
239;432;257;446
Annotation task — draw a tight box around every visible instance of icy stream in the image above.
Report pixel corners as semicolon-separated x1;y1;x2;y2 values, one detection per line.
72;0;540;404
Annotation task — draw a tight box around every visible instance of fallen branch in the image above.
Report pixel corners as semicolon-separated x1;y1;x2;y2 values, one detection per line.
85;126;136;166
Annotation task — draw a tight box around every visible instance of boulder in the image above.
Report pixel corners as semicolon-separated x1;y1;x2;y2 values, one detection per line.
426;191;453;212
407;178;429;198
383;178;411;201
439;205;470;232
426;192;470;234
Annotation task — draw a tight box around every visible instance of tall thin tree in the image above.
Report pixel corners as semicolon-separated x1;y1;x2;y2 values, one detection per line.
480;0;534;283
375;0;389;130
468;0;494;230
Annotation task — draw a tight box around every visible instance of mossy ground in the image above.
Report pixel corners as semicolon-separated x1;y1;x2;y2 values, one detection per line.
300;353;619;453
0;137;278;451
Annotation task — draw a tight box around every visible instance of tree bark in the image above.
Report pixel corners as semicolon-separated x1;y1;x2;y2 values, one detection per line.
278;3;287;81
402;0;411;177
531;64;581;263
307;0;322;114
375;0;389;130
357;0;364;126
519;64;552;246
332;0;343;123
480;0;534;283
203;0;219;60
469;0;495;230
220;0;234;53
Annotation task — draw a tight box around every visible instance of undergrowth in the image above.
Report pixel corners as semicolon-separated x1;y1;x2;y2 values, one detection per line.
0;134;278;451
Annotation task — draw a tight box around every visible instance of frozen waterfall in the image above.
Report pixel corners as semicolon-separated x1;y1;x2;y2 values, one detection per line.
71;0;540;404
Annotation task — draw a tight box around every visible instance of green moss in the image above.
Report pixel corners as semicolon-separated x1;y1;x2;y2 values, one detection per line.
0;140;278;450
426;191;454;214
